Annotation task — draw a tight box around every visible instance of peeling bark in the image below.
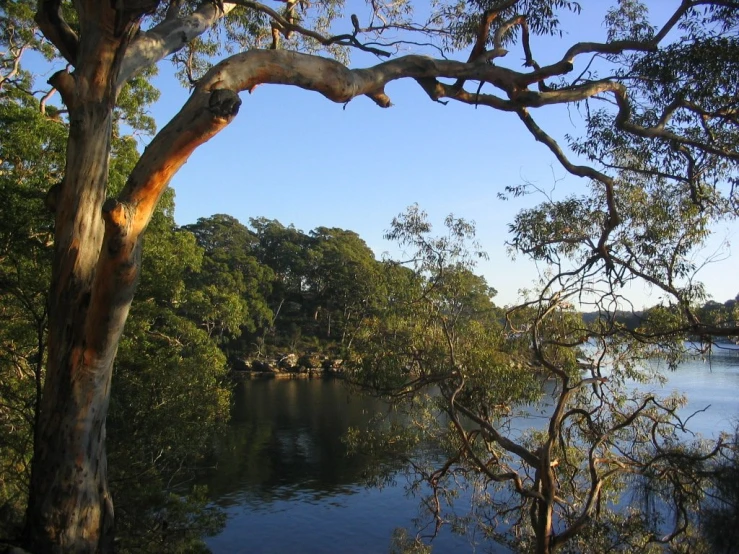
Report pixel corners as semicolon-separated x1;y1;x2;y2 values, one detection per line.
26;50;243;553
117;2;234;87
25;6;136;553
27;99;117;554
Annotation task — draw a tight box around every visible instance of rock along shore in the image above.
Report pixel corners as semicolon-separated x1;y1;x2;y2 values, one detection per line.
230;352;345;379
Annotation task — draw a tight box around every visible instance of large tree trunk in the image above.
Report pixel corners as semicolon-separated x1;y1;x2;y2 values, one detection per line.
24;10;136;551
27;100;118;554
24;10;242;549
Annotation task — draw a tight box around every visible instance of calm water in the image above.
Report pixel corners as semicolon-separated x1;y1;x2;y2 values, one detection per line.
203;346;739;553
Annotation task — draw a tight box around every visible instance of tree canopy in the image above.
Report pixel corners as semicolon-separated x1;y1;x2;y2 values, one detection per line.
349;207;728;553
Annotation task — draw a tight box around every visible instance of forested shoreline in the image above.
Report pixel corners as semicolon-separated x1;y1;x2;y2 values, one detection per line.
2;100;737;546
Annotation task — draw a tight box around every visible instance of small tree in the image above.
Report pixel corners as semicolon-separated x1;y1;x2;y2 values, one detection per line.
305;227;382;345
0;97;65;539
350;207;725;554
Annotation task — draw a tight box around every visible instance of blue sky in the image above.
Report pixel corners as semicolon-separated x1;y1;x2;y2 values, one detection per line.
30;1;739;307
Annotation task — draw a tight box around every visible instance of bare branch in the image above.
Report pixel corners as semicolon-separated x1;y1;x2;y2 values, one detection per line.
48;69;76;110
516;109;620;266
35;0;79;65
613;88;739;161
0;45;26;93
118;88;242;237
229;0;391;57
468;1;519;64
491;15;527;61
39;87;56;115
516;1;693;90
452;400;541;468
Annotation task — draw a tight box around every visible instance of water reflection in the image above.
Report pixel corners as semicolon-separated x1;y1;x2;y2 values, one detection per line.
205;378;390;507
203;378;476;553
203;348;739;553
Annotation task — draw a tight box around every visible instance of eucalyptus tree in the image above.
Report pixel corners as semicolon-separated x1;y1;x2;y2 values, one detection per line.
10;0;739;552
0;84;230;550
350;207;724;554
107;200;231;553
0;87;230;550
0;96;66;538
182;214;273;357
249;217;311;306
305;226;383;344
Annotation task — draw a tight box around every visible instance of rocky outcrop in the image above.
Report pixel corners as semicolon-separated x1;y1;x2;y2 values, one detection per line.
298;353;322;369
323;358;343;373
251;359;278;373
233;352;345;378
278;353;299;370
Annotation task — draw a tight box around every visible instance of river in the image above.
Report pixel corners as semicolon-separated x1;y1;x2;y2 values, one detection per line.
202;345;739;553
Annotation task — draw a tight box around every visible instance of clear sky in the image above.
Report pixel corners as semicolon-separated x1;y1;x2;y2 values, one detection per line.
32;1;739;308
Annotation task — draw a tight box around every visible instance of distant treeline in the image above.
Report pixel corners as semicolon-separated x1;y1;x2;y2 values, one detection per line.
582;295;739;337
177;213;411;362
581;310;646;330
167;212;739;363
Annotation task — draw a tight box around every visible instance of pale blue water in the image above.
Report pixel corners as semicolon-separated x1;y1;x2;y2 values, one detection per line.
203;346;739;553
643;344;739;436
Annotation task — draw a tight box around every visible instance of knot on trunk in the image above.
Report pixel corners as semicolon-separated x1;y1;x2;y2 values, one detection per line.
48;69;77;110
102;199;131;256
102;199;128;228
45;182;63;213
209;89;242;118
